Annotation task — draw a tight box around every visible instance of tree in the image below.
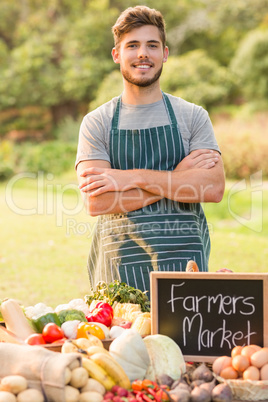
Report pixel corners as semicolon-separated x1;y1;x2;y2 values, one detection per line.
160;50;234;109
0;0;116;124
230;29;268;102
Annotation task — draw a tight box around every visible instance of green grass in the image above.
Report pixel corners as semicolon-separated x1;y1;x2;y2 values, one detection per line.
1;172;267;308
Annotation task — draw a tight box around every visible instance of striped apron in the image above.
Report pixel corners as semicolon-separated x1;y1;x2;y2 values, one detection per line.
87;93;210;298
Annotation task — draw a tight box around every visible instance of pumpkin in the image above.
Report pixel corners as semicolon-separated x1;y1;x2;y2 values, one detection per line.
143;334;186;382
109;329;150;381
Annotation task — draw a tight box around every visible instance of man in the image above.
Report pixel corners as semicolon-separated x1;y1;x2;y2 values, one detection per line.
76;6;225;297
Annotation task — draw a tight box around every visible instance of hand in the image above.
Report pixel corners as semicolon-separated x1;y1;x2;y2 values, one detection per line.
79;167;137;196
174;149;219;172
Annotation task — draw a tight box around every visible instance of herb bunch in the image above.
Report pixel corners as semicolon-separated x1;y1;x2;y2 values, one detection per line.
85;280;150;312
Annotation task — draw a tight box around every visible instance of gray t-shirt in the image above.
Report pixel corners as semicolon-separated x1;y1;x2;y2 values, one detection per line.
75;93;220;168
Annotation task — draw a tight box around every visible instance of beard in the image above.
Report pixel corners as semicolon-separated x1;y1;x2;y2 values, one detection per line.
121;64;163;87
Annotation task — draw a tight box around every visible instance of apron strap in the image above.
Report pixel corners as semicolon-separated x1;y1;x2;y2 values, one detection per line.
111;95;121;130
162;92;178;126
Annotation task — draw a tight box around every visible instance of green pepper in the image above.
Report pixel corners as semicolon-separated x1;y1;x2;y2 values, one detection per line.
32;312;61;333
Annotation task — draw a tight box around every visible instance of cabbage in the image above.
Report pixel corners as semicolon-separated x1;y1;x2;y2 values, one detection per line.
143;334;186;381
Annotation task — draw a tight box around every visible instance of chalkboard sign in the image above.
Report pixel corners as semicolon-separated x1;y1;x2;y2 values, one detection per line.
150;272;268;362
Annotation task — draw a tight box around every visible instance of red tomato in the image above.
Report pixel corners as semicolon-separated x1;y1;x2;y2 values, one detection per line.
42;323;64;343
26;333;46;345
86;302;114;327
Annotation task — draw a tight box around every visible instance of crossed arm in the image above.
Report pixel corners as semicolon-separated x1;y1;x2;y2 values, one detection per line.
77;149;225;216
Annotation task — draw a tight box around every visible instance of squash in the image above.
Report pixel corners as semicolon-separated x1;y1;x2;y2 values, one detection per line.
109;329;150;381
0;299;35;340
131;313;151;336
143;334;186;382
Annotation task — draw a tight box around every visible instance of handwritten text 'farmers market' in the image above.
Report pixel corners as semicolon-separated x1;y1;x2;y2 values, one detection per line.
167;282;256;351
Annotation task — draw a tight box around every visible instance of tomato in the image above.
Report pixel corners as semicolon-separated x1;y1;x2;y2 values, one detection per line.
141;379;155;389
42;323;64;343
25;333;46;345
132;380;143;392
86;302;114;327
155;388;170;401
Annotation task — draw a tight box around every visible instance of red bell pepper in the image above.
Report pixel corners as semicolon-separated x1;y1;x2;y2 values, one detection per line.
86;302;114;327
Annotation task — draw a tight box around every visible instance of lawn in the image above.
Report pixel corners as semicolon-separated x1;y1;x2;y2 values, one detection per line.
0;171;267;308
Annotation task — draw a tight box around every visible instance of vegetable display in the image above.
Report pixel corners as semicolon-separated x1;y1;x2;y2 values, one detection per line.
0;375;44;402
3;286;268;401
42;323;64;343
109;329;150;382
213;344;268;381
57;309;87;325
86;302;114;327
85;280;150;312
31;312;61;333
0;299;34;341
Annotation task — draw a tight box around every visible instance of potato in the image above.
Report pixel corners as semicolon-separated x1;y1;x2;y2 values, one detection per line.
17;388;45;402
62;341;79;354
65;367;72;385
65;385;80;402
211;383;232;402
0;391;16;402
78;391;103;402
80;378;106;395
70;367;89;389
69;360;81;371
0;375;27;394
74;336;102;349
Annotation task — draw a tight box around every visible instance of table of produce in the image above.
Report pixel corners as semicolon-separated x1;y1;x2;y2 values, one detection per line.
0;281;268;402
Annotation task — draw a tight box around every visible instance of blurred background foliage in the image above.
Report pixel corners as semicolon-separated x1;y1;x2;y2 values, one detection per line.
0;0;268;180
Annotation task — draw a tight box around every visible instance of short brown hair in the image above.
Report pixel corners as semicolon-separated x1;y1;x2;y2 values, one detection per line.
112;6;166;49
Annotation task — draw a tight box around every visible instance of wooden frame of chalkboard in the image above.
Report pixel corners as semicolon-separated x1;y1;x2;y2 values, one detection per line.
150;272;268;363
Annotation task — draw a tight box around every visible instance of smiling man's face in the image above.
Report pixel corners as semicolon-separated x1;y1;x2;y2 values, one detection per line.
112;25;169;88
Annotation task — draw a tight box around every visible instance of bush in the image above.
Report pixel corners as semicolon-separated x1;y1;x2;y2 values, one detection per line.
54;116;82;144
0;106;52;139
213;111;268;179
89;69;123;110
160;50;235;109
0;140;15;180
16;141;77;175
231;29;268;102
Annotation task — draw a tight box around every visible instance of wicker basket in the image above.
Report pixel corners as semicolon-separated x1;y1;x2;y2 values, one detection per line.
217;377;268;401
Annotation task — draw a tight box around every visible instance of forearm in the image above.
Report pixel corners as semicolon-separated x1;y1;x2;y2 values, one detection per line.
134;161;225;203
79;150;225;205
82;188;163;216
